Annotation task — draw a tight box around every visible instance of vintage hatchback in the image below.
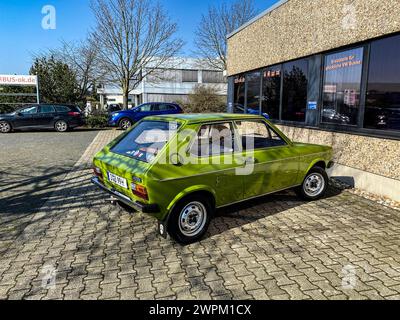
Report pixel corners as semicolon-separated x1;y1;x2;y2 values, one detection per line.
92;114;334;244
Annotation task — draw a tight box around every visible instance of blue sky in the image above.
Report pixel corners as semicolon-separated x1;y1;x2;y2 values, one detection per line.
0;0;278;74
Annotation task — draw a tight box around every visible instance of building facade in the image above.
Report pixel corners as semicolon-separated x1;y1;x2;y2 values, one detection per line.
98;58;227;108
227;0;400;201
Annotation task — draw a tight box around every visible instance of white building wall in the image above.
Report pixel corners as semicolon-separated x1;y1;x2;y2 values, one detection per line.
98;58;227;107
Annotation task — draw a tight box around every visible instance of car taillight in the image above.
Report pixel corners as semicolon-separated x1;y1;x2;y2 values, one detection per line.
68;112;81;117
131;183;148;200
93;167;103;180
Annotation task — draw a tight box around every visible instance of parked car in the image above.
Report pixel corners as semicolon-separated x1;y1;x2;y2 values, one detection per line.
106;104;122;114
0;104;85;133
322;108;351;124
108;102;183;130
92;114;334;244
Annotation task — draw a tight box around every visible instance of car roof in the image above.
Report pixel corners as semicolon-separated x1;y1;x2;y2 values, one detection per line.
142;102;178;105
145;113;265;124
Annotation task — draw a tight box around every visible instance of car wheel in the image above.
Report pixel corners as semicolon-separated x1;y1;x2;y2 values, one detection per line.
55;120;68;132
0;121;12;133
119;118;132;130
296;167;328;201
167;194;213;245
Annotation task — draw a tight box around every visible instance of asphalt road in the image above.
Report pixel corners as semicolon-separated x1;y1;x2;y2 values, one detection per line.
0;129;99;253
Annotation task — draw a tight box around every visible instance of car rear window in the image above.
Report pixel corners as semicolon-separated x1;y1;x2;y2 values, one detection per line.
111;121;180;163
70;105;82;112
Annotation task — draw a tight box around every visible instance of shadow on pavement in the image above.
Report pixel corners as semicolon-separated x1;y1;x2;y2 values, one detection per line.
206;185;344;240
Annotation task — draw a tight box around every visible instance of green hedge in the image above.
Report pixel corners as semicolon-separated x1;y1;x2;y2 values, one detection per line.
86;114;108;128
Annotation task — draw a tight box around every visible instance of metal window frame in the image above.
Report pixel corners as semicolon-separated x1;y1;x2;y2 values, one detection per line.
318;44;368;128
260;64;283;120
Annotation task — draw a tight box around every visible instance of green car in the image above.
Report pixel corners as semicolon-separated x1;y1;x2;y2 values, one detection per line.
92;114;334;244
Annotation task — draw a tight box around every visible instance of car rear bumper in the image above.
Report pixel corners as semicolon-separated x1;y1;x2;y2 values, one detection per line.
69;118;86;127
91;177;160;214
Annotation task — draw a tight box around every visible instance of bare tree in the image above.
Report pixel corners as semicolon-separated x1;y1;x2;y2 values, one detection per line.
90;0;183;109
50;36;101;101
194;0;257;71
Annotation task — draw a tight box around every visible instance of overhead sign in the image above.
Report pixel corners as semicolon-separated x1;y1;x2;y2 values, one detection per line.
0;75;37;86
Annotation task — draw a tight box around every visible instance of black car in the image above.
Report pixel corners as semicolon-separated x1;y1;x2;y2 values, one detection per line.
0;104;85;133
106;104;122;114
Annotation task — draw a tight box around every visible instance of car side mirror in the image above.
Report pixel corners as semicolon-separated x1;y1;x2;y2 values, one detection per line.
17;112;23;117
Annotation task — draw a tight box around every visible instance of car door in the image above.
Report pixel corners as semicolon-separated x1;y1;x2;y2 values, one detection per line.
13;106;38;128
37;105;56;127
234;120;300;199
158;103;177;115
183;122;244;206
135;103;153;120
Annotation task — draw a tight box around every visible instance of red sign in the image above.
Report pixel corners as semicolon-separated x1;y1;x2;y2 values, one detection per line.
0;75;37;86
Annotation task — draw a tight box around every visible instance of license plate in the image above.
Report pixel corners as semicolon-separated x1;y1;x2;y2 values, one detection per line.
107;172;128;189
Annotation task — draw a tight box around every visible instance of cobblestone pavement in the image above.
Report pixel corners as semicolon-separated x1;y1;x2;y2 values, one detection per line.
1;129;400;300
0;129;99;254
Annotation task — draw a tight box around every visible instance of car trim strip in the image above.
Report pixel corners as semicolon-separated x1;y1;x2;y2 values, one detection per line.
154;151;328;182
216;184;302;209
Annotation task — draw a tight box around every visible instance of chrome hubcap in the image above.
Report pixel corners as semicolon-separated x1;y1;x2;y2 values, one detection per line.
121;120;132;130
304;173;325;197
56;121;67;132
0;122;10;133
179;202;207;237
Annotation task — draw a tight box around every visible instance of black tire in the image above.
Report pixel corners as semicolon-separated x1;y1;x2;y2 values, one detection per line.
0;121;12;133
295;166;329;201
55;120;68;132
119;118;132;130
167;194;214;245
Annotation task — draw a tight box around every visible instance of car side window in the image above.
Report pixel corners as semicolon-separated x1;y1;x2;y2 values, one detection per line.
20;106;38;114
40;106;55;113
159;104;175;111
190;123;236;157
138;104;152;112
55;106;70;113
151;104;160;111
235;120;287;150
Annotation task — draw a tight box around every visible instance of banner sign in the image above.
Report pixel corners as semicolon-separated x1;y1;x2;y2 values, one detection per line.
0;75;37;86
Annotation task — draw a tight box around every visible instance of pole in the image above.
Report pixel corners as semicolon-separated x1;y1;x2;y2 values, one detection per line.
36;75;40;104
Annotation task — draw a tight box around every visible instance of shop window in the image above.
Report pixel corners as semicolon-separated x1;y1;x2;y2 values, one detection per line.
365;34;400;131
321;47;364;126
282;59;308;122
261;65;281;120
233;74;246;113
246;71;261;115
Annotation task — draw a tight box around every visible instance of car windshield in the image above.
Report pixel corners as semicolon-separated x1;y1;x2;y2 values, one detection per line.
111;121;180;163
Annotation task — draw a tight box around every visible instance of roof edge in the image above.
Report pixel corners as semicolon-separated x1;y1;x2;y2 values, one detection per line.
227;0;290;39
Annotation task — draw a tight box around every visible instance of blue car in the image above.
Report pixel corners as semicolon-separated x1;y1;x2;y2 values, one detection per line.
109;102;183;130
